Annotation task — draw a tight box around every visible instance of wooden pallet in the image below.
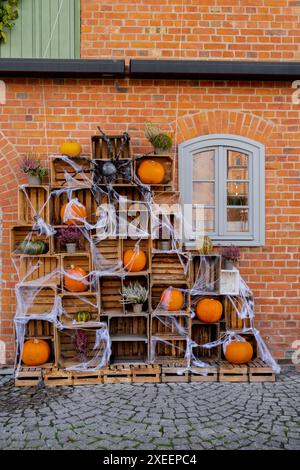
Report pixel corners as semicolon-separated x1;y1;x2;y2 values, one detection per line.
72;370;103;386
219;360;248;382
43;368;73;387
248;359;275;383
15;367;42;386
161;364;189;383
102;364;132;384
190;362;218;382
132;364;161;383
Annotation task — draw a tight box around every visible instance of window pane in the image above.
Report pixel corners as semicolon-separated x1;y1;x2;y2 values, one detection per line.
193;207;215;233
193;150;215;180
193;182;214;205
227;182;249;206
227;208;249;232
227;150;248;180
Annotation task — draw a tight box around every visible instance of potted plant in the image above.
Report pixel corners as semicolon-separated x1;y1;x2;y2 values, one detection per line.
56;226;82;253
144;122;172;154
19;154;48;185
220;246;241;270
121;281;148;313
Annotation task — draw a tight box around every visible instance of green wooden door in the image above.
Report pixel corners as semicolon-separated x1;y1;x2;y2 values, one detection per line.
0;0;80;58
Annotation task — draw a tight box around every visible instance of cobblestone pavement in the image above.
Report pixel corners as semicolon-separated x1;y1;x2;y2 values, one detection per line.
0;371;299;450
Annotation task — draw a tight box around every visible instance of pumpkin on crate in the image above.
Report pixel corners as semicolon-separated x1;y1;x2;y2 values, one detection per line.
60;199;87;225
196;298;223;323
60;140;82;157
225;340;253;364
123;248;147;272
22;338;51;366
19;240;48;255
64;265;89;292
75;311;91;323
160;287;184;311
137;159;165;185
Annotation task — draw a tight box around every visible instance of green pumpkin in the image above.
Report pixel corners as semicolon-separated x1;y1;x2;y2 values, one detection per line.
19;240;48;255
75;311;91;323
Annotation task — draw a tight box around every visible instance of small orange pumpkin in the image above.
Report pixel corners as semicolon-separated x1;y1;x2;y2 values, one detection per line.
196;298;223;323
60;202;87;225
160;288;184;311
123;249;147;272
137;160;165;184
64;265;88;292
22;338;51;366
225;340;253;364
60;140;82;157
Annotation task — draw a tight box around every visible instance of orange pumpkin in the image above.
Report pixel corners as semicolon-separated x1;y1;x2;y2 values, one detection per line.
64;265;88;292
196;298;223;323
123;249;147;272
22;338;51;366
160;288;184;311
60;202;87;225
60;140;82;157
137;160;165;184
225;340;253;364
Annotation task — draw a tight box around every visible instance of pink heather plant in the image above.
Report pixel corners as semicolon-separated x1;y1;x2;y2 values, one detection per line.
220;246;241;262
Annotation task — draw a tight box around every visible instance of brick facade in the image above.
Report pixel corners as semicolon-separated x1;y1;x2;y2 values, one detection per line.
0;0;299;364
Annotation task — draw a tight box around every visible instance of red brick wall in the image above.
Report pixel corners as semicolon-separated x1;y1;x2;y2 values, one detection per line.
81;0;300;61
0;0;300;364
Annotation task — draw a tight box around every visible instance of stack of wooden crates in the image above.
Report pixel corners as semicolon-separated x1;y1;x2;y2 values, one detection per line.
12;134;275;385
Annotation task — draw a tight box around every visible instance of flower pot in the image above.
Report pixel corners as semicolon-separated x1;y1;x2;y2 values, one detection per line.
154;147;169;155
133;304;143;314
66;243;77;254
225;260;234;270
27;175;41;185
158;240;171;251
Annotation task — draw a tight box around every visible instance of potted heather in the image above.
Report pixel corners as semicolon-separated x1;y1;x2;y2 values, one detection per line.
144;122;172;155
220;246;241;270
19;154;48;185
121;281;148;314
56;226;82;253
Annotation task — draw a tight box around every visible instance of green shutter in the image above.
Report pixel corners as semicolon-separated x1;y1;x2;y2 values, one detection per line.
0;0;80;58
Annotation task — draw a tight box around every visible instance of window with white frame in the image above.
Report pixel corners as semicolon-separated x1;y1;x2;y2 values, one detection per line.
178;135;265;246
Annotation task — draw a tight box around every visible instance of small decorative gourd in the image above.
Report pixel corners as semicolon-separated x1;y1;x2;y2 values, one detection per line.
75;311;91;323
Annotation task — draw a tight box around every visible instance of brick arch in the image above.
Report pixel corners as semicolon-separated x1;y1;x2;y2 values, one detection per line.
0;131;22;365
170;110;276;145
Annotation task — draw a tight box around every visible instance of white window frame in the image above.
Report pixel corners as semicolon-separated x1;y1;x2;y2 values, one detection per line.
179;134;265;247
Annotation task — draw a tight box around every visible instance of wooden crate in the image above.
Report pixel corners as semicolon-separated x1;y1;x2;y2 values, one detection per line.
191;321;220;360
150;337;188;365
50;156;92;187
102;364;132;384
93;159;132;185
132;364;161;383
100;276;124;315
91;134;131;160
122;239;151;272
161;364;189;383
60;293;100;325
151;252;190;284
223;296;251;330
16;286;56;317
191;255;221;295
151;313;190;337
109;315;148;339
219;361;248;382
50;188;98;225
92;237;122;272
25;319;54;338
248;359;276;383
15;367;42;387
18;185;50;224
190;361;218;382
110;341;148;364
151;192;182;247
10;226;51;255
62;253;92;293
220;268;240;295
19;255;60;285
53;227;90;254
151;284;190;313
122;274;150;313
43;368;73;387
135;155;174;188
56;327;108;369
